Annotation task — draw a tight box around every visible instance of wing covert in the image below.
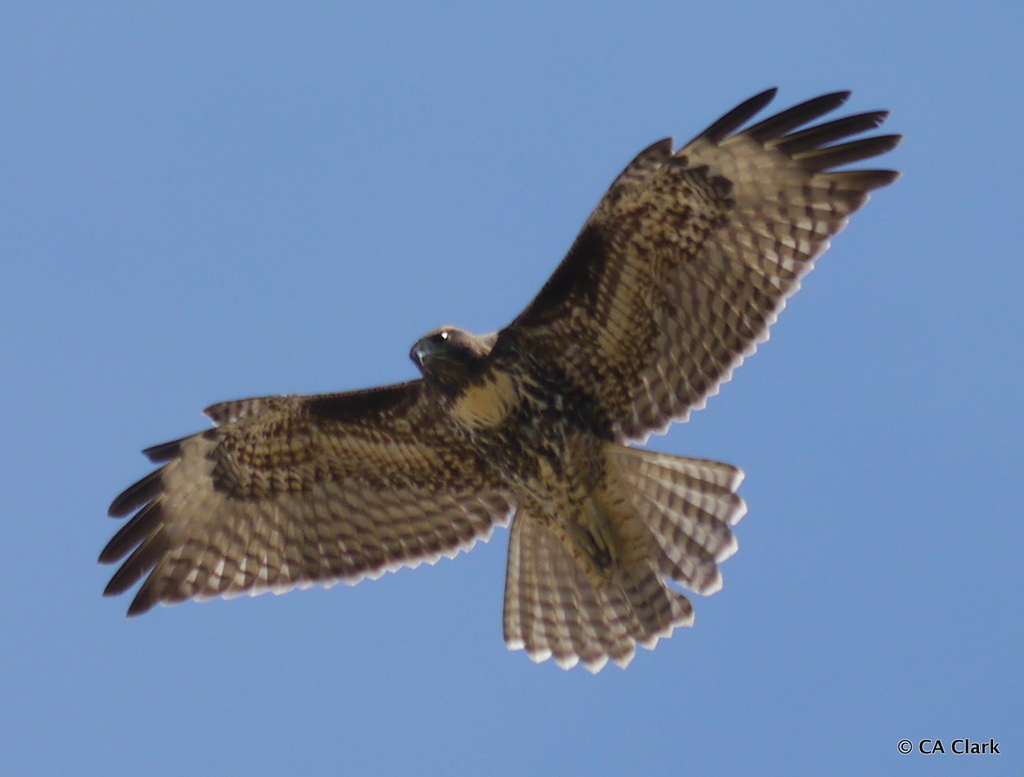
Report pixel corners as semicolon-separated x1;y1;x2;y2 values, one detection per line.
497;89;900;442
103;381;515;615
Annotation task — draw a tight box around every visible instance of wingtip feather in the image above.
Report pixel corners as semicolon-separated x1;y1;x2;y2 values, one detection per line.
126;590;158;617
108;468;163;517
743;90;851;143
697;87;778;144
143;436;187;463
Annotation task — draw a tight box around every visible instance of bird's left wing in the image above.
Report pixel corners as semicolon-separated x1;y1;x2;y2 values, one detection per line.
102;381;515;615
494;89;900;443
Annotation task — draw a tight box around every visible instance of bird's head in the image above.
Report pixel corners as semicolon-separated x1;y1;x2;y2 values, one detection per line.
410;327;496;391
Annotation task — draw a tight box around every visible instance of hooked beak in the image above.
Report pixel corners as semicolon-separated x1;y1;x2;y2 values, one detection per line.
410;337;439;369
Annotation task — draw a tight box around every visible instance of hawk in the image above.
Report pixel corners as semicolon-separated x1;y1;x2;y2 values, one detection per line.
103;89;899;672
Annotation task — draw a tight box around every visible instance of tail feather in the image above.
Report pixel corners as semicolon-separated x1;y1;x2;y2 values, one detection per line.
505;515;635;672
502;444;745;672
606;446;746;580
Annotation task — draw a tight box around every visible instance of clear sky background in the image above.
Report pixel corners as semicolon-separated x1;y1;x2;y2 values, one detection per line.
2;3;1021;775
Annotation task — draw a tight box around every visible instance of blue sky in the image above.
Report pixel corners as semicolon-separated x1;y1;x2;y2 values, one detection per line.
2;2;1021;775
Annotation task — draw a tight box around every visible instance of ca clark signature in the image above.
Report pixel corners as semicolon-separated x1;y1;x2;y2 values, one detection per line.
918;738;1000;755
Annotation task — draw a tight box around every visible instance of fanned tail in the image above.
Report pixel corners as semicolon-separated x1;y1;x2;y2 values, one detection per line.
502;444;745;672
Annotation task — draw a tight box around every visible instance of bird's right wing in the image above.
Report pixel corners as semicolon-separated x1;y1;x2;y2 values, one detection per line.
102;381;515;615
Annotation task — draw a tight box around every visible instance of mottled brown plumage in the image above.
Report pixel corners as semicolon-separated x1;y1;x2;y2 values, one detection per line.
103;89;900;671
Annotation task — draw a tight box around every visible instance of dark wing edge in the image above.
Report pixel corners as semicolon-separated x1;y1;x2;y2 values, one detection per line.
103;381;515;616
495;89;901;443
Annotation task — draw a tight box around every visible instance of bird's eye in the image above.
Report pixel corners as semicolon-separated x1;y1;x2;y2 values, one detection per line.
440;330;450;340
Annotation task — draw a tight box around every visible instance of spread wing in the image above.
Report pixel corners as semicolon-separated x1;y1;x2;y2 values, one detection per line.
495;89;900;443
102;381;515;615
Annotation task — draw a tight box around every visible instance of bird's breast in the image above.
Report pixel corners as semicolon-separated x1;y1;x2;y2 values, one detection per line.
450;370;518;432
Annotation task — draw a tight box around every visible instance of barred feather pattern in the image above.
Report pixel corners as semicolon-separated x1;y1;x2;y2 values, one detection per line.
502;89;900;444
503;509;694;673
605;446;746;591
103;90;898;672
502;444;743;672
102;385;515;616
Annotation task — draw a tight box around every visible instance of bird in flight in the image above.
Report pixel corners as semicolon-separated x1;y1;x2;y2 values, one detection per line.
103;89;899;672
